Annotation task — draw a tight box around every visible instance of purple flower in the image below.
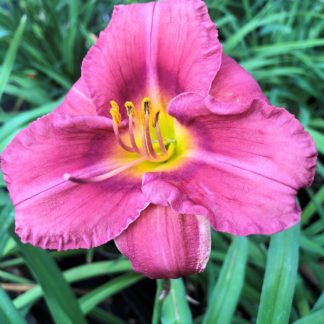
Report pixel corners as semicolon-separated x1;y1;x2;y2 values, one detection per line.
1;0;316;278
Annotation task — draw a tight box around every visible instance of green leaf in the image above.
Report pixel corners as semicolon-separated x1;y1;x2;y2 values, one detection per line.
12;233;87;324
0;15;27;102
256;225;300;324
203;236;249;324
31;62;72;89
292;309;324;324
306;127;324;154
0;287;27;324
161;279;192;324
312;292;324;312
302;186;324;225
300;234;324;257
14;259;132;309
89;307;125;324
0;269;33;284
294;276;310;317
250;39;324;56
152;279;164;324
64;0;80;74
224;13;286;52
79;273;142;314
0;202;14;257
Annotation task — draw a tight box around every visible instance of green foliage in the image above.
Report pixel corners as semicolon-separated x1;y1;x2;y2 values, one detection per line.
13;234;86;324
203;237;248;324
0;15;26;102
0;287;27;324
161;279;192;324
0;0;323;323
256;225;300;324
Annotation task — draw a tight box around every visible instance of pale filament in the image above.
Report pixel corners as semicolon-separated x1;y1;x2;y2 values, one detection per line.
112;122;133;153
128;114;141;155
144;112;157;159
141;126;152;160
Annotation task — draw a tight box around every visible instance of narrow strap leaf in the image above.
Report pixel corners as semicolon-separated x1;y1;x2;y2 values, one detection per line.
12;231;87;324
160;279;192;324
0;287;27;324
0;15;27;102
203;236;249;324
292;308;324;324
79;272;142;314
256;224;300;324
14;259;132;309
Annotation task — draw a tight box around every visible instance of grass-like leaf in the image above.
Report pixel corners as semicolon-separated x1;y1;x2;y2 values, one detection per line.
203;237;249;324
14;259;133;309
79;272;142;314
12;232;87;324
292;308;324;324
0;15;26;102
256;225;300;324
161;279;192;324
0;287;27;324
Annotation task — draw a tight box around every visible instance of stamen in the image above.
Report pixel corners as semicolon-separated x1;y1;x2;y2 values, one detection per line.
144;113;157;158
64;157;145;184
151;109;159;128
142;98;157;158
125;102;141;155
141;127;152;160
110;100;122;126
142;97;151;114
110;101;133;153
124;101;136;118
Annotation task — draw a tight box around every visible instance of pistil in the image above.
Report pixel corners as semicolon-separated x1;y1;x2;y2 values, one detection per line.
64;157;145;184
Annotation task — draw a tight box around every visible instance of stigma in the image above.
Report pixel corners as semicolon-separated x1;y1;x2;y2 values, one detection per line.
110;97;174;163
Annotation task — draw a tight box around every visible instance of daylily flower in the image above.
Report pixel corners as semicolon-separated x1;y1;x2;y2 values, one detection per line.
1;0;317;279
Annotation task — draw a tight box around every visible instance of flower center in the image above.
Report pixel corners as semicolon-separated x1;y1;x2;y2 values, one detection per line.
64;97;191;184
110;97;175;163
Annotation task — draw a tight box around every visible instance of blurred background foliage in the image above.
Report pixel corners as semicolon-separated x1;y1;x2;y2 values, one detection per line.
0;0;323;323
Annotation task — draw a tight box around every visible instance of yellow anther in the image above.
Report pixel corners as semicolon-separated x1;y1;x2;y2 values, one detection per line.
151;110;160;128
110;108;121;126
142;97;151;115
110;100;120;112
124;101;136;117
110;100;121;126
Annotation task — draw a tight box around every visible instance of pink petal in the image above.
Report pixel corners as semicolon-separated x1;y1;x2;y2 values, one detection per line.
210;54;268;106
115;205;211;279
142;94;317;235
1;112;149;250
56;78;97;115
82;0;221;116
210;54;268;104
